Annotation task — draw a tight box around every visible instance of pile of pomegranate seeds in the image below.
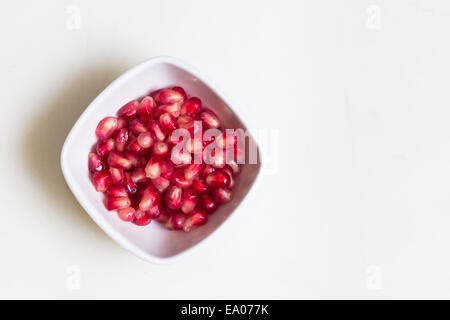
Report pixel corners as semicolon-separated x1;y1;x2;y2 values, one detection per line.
88;87;242;232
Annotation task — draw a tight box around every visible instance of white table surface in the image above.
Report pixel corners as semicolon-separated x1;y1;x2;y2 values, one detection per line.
2;0;450;299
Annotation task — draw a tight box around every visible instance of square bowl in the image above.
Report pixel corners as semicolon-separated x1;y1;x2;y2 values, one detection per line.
61;56;262;264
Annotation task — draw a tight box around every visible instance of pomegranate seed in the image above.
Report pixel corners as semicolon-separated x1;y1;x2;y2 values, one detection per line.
159;112;178;134
108;151;132;170
205;170;230;188
172;86;187;100
153;88;184;105
96;138;115;157
181;188;198;214
170;147;192;166
124;152;140;167
177;115;195;130
200;194;217;213
215;131;236;149
169;213;186;230
164;186;183;210
157;103;181;118
184;209;208;231
171;169;193;188
212;188;232;204
226;160;240;176
129;119;147;135
180;97;201;116
88;153;105;172
110;167;126;185
145;157;162;179
199;109;220;129
117;207;136;222
160;161;174;179
184;164;203;181
137;96;156;120
167;131;184;145
127;139;145;154
152;141;169;158
124;172;138;194
117;100;138;119
151;176;170;193
96;117;118;141
191;179;209;194
146;204;161;219
148;120;166;141
223;167;235;188
116;118;127;130
137;132;154;149
139;186;159;211
157;209;171;223
113;128;129;152
105;196;131;210
133;212;151;226
204;148;226;168
92;171;110;192
106;185;128;198
131;167;148;184
201;165;216;179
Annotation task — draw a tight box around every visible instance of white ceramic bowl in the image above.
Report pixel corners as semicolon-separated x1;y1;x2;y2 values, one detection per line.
61;56;261;264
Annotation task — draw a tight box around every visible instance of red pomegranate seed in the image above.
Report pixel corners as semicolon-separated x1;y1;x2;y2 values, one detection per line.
202;165;216;179
159;112;178;134
131;167;148;184
215;131;236;149
191;179;208;194
169;213;186;230
181;188;198;214
177;115;195;130
124;172;138;194
124;152;140;167
139;186;159;211
186;137;203;154
96;138;115;157
212;188;232;204
164;186;183;210
171;169;193;188
106;185;128;198
129;119;147;135
223;167;235;189
148;120;166;141
116;118;127;130
200;194;217;213
153;88;184;105
180;97;201;116
170;147;192;166
92;171;110;192
226;160;240;176
151;176;170;193
146;204;161;219
156;209;171;223
117;100;138;119
127;139;145;154
199;109;220;129
205;170;230;188
110;167;126;185
145;157;162;179
184;209;208;232
108;151;132;170
172;86;187;100
106;196;131;210
204;148;227;168
133;212;151;226
184;164;203;181
152;141;169;158
137;132;154;149
88;153;105;172
157;103;181;118
160;161;174;179
96;117;118;141
117;207;136;222
137;96;156;120
113;128;129;152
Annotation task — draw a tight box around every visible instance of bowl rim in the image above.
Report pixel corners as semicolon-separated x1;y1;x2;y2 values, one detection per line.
60;56;263;264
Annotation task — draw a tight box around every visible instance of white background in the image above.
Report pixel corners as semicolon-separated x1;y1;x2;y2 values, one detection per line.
1;0;450;299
